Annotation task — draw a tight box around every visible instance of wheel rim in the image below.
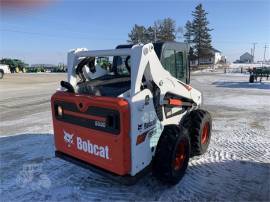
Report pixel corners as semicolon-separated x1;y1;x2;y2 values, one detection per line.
174;140;187;170
201;122;209;144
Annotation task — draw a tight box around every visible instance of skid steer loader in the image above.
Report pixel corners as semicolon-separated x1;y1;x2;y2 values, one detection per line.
51;42;212;185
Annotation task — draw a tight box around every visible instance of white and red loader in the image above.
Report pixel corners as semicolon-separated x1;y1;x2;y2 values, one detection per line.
51;42;212;184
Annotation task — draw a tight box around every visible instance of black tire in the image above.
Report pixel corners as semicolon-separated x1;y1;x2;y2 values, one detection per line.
153;125;190;185
190;109;212;156
0;70;4;79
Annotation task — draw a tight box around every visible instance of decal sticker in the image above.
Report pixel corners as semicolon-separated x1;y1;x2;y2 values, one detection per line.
63;130;110;159
63;130;74;148
144;119;157;129
77;137;109;159
147;129;155;138
94;121;106;128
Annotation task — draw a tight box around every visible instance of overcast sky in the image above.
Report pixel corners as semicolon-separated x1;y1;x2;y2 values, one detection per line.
0;0;269;65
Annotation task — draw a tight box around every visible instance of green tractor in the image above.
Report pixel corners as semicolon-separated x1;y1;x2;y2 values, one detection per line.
249;67;270;83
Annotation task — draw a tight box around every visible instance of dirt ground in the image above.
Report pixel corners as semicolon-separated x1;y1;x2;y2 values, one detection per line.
0;73;65;136
0;72;269;201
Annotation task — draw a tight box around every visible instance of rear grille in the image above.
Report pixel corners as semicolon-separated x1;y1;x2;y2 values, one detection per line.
54;101;120;134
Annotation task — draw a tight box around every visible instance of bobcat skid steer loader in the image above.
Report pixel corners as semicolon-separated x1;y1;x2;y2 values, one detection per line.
51;42;212;185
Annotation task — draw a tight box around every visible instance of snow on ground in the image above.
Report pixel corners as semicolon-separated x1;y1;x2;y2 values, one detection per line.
229;63;270;69
0;73;270;201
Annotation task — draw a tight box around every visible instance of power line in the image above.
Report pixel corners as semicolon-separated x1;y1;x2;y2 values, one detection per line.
0;28;123;41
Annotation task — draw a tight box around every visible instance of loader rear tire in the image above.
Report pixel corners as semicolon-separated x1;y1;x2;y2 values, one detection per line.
153;125;190;185
190;109;212;156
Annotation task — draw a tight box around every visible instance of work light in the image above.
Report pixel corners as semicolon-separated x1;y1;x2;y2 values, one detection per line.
57;106;63;117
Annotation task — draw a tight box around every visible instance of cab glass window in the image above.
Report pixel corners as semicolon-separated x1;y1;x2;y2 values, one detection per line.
161;49;187;83
162;49;176;77
175;51;186;83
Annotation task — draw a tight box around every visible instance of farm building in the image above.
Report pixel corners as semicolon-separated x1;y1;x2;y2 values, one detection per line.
190;48;224;67
239;52;253;63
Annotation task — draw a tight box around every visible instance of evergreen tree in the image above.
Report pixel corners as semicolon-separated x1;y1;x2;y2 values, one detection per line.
184;20;193;44
156;18;176;41
128;25;155;43
127;24;147;44
127;18;177;44
191;4;213;64
145;26;155;43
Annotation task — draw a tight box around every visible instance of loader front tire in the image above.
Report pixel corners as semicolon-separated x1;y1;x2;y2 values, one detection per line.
190;109;212;156
153;125;190;185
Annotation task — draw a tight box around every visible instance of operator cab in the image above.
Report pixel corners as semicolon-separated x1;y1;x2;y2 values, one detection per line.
116;41;190;84
75;55;131;97
73;42;190;98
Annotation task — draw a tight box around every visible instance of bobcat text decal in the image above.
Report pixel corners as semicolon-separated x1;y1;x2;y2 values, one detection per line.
63;131;109;159
77;137;109;159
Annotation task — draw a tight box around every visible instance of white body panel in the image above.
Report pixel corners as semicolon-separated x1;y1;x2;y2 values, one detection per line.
66;43;202;176
0;64;10;73
128;89;160;174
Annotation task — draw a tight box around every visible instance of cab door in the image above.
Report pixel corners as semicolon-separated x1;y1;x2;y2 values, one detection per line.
160;47;189;84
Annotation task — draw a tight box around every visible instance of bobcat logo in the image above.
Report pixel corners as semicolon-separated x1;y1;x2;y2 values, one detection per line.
63;130;74;148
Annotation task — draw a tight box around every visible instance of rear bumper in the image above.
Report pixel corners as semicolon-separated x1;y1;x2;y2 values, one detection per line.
55;151;151;185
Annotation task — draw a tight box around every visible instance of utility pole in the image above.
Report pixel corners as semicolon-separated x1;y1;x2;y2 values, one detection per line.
154;26;157;42
252;42;257;63
263;44;268;65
